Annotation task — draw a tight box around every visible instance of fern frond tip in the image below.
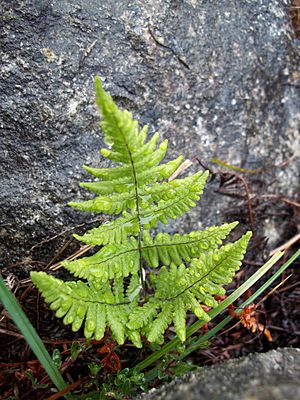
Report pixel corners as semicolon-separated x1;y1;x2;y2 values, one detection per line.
95;75;102;90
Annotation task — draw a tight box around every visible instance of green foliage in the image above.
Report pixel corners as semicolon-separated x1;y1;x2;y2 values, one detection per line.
97;368;145;400
31;77;251;347
155;353;199;382
52;348;62;369
67;367;145;400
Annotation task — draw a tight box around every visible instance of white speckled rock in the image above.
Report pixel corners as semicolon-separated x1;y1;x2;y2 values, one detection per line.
1;0;299;263
136;348;300;400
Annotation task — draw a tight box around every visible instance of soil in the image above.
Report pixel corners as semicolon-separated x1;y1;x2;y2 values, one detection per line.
291;0;300;39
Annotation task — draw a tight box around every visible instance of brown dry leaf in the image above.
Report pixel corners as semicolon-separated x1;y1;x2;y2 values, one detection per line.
240;314;273;342
258;323;273;342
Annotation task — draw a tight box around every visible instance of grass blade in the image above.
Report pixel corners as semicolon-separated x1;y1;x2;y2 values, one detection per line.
0;276;69;397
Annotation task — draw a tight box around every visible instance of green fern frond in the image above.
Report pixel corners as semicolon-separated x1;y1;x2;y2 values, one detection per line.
173;297;187;342
69;191;137;215
79;156;183;195
187;232;252;305
95;78;171;168
69;170;206;215
98;125;149;164
74;171;208;245
146;305;173;344
73;211;140;245
126;274;142;302
82;139;169;180
106;305;127;344
99;127;163;166
126;299;161;331
127;330;143;348
141;221;238;267
95;76;145;158
31;76;252;347
62;222;238;283
30;271;137;345
127;232;251;343
61;237;140;281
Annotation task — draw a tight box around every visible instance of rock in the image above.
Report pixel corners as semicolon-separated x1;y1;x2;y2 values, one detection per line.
137;348;300;400
1;0;299;263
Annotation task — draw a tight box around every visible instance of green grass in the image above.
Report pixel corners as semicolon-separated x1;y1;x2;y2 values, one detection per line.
0;276;69;399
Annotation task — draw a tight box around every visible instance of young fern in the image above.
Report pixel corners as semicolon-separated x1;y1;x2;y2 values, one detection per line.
31;77;251;347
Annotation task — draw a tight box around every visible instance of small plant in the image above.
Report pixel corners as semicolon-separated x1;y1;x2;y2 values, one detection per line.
98;368;146;400
30;77;251;347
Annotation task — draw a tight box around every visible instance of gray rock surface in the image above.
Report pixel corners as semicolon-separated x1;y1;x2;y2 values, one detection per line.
137;348;300;400
1;0;300;263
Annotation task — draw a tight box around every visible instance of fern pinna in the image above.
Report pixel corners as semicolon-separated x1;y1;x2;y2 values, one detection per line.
31;77;251;347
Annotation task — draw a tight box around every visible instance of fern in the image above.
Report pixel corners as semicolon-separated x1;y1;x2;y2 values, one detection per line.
31;77;251;347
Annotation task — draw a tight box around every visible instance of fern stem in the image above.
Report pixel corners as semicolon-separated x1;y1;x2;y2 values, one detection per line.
111;113;146;297
127;144;145;296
